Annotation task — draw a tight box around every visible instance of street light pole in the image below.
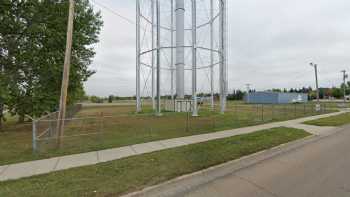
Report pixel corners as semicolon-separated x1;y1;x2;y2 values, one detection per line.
310;63;320;111
341;70;348;104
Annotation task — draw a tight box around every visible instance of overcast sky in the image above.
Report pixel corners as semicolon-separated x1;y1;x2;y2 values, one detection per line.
85;0;350;97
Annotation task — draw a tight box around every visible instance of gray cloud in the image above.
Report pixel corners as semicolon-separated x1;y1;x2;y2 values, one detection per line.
85;0;350;96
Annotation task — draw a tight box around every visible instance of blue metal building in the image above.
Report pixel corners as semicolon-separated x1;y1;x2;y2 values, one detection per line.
245;92;308;104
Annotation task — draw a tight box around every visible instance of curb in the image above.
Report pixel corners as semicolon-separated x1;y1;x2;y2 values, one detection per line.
122;127;344;197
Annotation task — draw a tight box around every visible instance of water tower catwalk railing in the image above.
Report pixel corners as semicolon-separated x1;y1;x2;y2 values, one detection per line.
136;0;228;116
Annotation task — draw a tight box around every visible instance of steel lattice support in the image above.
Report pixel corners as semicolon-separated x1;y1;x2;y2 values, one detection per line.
156;0;161;115
170;0;175;101
191;0;198;116
136;0;228;114
136;0;141;112
151;0;156;110
210;0;215;111
219;0;227;114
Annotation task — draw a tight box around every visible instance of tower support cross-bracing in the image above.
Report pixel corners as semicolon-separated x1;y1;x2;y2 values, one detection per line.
136;0;228;115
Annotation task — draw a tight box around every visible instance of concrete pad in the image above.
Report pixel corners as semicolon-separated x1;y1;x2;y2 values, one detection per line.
209;131;236;139
181;135;215;144
0;158;58;181
131;141;165;154
287;124;336;135
297;112;344;123
55;152;98;171
227;123;281;136
158;139;188;149
98;146;136;162
0;165;8;176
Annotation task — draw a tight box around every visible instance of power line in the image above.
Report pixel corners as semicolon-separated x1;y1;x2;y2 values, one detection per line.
91;0;135;25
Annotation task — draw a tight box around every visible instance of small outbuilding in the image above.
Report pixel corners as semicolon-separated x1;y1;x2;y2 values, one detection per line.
245;92;308;104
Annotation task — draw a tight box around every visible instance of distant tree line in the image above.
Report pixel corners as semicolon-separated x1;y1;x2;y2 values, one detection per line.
85;95;137;104
86;83;350;105
0;0;103;129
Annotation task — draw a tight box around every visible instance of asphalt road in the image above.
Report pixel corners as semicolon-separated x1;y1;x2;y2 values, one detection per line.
184;126;350;197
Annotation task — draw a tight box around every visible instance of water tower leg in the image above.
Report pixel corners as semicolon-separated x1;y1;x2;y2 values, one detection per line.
156;0;162;116
175;0;185;99
170;0;175;103
136;0;141;112
219;0;227;114
192;0;198;117
151;0;156;110
210;0;214;111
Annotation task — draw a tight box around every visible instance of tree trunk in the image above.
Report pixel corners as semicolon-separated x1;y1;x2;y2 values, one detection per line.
18;114;25;123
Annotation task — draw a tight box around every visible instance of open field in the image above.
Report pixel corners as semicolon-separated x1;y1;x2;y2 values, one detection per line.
0;101;334;165
0;127;310;197
304;112;350;126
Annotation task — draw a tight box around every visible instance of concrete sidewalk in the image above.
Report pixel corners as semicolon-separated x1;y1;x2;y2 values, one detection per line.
0;111;344;182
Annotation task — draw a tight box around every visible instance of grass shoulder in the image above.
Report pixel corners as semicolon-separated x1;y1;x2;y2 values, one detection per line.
304;112;350;126
0;127;310;197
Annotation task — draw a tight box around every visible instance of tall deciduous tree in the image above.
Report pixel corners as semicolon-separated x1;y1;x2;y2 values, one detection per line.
0;0;103;123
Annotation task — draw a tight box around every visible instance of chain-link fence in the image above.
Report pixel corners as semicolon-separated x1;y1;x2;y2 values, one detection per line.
31;104;82;152
30;103;332;153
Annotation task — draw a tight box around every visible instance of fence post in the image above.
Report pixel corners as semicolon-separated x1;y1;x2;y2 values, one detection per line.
311;104;313;115
49;113;53;137
32;120;37;153
211;111;215;129
271;105;274;120
322;103;325;113
284;105;287;119
186;111;190;132
294;104;297;118
100;112;104;133
234;104;237;120
261;104;264;121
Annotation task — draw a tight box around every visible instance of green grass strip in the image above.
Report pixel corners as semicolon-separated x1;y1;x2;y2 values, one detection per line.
0;127;310;197
304;113;350;126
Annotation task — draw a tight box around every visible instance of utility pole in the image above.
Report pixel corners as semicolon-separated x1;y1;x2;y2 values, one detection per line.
246;84;251;103
310;63;320;111
57;0;75;147
341;70;348;104
0;64;4;130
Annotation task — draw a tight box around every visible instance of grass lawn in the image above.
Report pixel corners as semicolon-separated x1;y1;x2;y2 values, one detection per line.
320;101;350;109
0;127;310;197
304;112;350;126
0;102;332;166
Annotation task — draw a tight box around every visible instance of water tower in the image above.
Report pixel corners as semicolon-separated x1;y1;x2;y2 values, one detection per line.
136;0;228;116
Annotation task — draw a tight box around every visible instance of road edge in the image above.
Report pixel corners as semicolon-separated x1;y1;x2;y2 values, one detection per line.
122;126;343;197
